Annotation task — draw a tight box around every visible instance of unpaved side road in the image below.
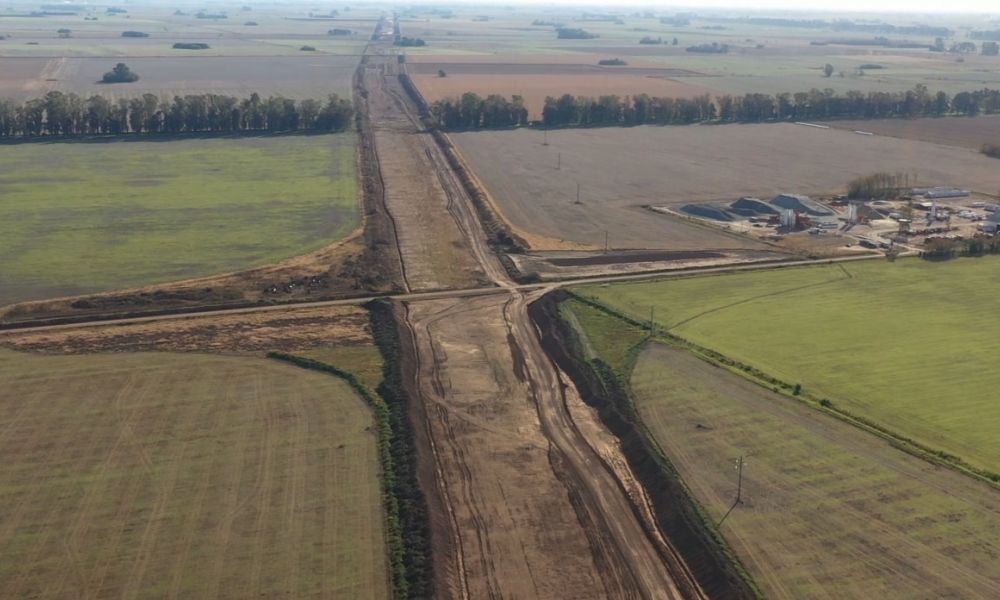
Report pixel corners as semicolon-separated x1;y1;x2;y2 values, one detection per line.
362;51;704;598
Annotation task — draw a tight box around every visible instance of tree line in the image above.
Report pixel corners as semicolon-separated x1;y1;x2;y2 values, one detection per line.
430;86;1000;130
0;91;353;138
847;172;913;199
430;93;529;129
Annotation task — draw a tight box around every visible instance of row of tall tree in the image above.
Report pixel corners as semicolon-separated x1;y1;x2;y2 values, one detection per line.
430;86;1000;130
429;93;529;129
0;91;353;138
846;172;913;199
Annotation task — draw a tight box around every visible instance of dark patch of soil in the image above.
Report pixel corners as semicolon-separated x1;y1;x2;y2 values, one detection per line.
546;250;725;267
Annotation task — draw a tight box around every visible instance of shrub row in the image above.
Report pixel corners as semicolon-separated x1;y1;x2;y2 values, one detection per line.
266;299;432;598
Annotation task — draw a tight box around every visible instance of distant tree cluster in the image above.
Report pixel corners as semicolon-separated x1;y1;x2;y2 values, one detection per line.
429;86;1000;131
847;172;912;199
430;93;528;129
659;15;691;26
556;27;598;40
173;42;210;50
531;19;562;27
686;42;729;53
983;42;1000;56
0;91;353;138
598;58;627;66
328;28;353;35
703;15;949;37
970;30;1000;41
638;36;663;45
120;31;148;38
101;63;139;84
394;36;426;47
982;144;1000;159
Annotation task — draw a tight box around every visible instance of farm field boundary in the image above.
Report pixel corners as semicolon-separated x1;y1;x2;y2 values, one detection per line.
530;291;761;600
558;294;1000;597
267;299;433;599
563;287;1000;487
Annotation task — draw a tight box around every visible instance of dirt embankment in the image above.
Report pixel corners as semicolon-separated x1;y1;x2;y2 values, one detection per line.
530;290;758;600
398;73;527;260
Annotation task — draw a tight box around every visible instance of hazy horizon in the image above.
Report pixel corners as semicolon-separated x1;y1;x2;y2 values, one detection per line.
438;0;998;16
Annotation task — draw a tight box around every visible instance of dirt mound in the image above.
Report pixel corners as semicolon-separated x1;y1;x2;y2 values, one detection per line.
682;203;735;221
771;193;832;216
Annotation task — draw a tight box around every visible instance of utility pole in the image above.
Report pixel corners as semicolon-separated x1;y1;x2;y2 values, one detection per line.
735;455;744;504
718;455;746;527
557;152;561;170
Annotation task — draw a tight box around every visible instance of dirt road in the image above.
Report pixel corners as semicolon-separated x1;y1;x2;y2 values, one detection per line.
359;52;705;598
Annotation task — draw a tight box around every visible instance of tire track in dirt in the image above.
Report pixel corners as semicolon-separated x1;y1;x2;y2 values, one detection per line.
365;46;706;598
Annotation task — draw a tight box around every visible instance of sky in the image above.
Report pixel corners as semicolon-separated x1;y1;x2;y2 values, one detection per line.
488;0;997;15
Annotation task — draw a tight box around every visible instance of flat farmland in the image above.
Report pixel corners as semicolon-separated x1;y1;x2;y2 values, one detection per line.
577;257;1000;472
824;115;1000;150
0;8;376;58
0;134;358;307
452;124;1000;248
0;350;388;599
629;342;1000;599
0;55;358;102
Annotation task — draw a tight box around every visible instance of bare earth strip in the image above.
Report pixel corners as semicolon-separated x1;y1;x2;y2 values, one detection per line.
0;304;371;355
365;62;486;290
406;296;608;599
824;115;1000;151
0;351;388;599
451;124;1000;249
366;51;697;599
632;344;1000;599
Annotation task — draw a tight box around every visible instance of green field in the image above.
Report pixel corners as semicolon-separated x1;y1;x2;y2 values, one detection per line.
563;299;1000;598
0;349;388;599
0;134;358;306
577;257;1000;472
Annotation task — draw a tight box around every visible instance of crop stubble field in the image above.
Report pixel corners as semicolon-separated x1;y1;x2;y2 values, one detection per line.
408;56;715;119
0;134;358;307
632;344;1000;598
565;299;1000;598
453;124;1000;249
400;9;1000;97
0;350;388;599
824;115;1000;150
578;258;1000;472
0;55;359;102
